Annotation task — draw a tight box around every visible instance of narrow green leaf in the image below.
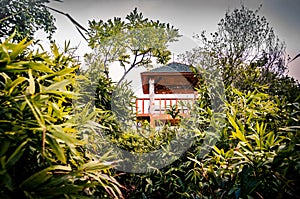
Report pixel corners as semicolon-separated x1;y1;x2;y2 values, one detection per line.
7;77;27;95
49;125;81;145
1;173;13;191
266;132;275;147
0;44;11;63
24;96;45;129
45;79;73;91
5;64;27;71
228;114;245;142
27;62;54;73
0;141;10;157
52;43;60;58
10;38;32;60
43;90;75;98
20;165;72;190
213;145;221;155
6;139;29;169
41;184;84;196
0;72;11;85
78;161;114;172
27;68;35;94
37;67;78;82
46;135;67;164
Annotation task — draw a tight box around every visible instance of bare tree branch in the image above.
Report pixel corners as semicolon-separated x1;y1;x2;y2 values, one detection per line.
45;5;88;41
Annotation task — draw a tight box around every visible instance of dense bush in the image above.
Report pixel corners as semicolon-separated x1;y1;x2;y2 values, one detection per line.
111;86;299;199
0;35;123;198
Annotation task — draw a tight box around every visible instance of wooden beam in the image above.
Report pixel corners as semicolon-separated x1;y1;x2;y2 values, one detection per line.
149;78;155;114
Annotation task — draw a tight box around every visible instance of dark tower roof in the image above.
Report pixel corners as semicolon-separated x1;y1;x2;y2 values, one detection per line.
149;62;192;73
140;62;198;94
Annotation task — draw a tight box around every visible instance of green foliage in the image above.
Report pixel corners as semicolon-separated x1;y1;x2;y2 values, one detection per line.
171;9;300;197
110;86;299;199
0;0;57;41
85;8;181;81
178;5;291;94
166;105;181;120
196;88;300;198
0;35;123;198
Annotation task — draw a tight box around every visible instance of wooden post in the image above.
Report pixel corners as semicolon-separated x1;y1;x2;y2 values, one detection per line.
149;78;155;127
149;78;155;114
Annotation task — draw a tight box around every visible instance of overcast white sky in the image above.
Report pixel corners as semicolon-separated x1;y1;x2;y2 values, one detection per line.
40;0;300;81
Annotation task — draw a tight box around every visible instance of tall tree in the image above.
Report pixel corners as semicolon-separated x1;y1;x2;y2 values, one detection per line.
0;0;58;41
179;5;288;91
85;8;181;82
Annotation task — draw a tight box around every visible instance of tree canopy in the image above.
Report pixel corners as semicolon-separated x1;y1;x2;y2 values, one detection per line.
179;5;289;91
0;0;58;41
85;8;181;82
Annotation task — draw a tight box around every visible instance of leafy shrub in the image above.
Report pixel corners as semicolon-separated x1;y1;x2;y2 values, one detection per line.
0;34;123;198
187;88;300;198
111;86;299;199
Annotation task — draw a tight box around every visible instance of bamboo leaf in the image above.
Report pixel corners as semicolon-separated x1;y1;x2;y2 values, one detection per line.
9;38;32;60
4;64;27;71
20;165;72;190
27;62;54;73
78;161;115;172
46;135;67;164
52;43;60;58
24;96;46;129
7;76;27;95
266;131;275;148
0;141;10;157
41;184;84;196
0;72;11;85
228;114;246;142
43;90;75;98
0;44;10;63
49;125;81;145
45;79;74;91
213;145;221;155
27;68;35;94
6;139;29;169
37;67;78;82
1;173;13;191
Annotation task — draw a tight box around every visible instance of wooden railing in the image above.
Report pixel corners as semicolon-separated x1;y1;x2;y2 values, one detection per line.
135;98;195;115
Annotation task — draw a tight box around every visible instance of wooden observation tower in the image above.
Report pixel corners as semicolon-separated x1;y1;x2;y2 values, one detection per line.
136;62;199;127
